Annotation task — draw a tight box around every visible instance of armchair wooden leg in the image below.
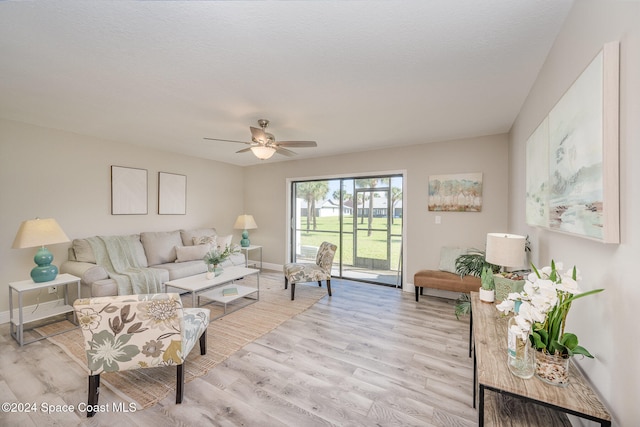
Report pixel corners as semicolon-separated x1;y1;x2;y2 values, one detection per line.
199;329;207;355
415;286;419;302
176;363;185;404
291;283;295;300
327;279;332;296
318;280;322;287
87;374;100;417
284;277;288;290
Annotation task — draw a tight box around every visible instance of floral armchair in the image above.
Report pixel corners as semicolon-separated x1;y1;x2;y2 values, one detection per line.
73;293;209;417
283;241;337;300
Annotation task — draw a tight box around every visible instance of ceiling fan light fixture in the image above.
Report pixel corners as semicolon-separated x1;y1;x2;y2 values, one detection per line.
251;145;276;160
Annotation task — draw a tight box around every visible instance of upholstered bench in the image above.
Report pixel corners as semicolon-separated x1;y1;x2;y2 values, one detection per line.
413;270;480;301
413;246;481;302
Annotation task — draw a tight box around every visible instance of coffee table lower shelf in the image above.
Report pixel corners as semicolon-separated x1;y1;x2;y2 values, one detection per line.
164;267;261;319
197;284;259;318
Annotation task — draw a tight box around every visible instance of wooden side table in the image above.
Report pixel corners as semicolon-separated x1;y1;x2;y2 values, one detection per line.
470;291;611;426
9;273;81;346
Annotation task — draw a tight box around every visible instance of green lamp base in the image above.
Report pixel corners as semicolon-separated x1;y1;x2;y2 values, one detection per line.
240;230;250;247
31;247;58;283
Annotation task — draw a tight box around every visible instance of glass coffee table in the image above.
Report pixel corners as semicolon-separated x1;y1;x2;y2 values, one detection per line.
164;266;259;317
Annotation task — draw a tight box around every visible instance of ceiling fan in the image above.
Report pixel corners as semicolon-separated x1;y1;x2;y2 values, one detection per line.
204;119;317;160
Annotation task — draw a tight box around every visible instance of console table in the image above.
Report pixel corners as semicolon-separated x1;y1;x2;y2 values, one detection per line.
470;291;611;426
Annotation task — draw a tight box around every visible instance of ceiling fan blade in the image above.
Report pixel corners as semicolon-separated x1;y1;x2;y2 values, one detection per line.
274;146;297;157
275;141;317;148
236;147;253;154
250;126;268;143
204;137;251;145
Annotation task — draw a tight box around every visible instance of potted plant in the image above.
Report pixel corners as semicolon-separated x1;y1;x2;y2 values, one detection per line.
496;261;604;386
455;249;499;278
454;293;471;319
493;271;526;302
478;265;495;302
203;244;239;277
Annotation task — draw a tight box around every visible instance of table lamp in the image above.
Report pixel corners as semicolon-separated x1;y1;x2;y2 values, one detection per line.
12;217;70;282
234;214;258;247
485;233;526;270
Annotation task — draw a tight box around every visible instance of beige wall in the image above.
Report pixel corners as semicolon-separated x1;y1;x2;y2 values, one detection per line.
243;133;510;292
509;2;639;425
1;120;509;310
0;119;245;313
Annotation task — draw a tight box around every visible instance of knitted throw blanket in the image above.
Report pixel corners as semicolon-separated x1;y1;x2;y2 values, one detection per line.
87;235;164;295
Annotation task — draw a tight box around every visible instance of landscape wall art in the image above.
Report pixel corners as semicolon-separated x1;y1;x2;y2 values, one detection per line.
428;172;483;212
525;42;619;243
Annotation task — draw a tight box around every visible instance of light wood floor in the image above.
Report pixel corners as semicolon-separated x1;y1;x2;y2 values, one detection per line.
0;273;477;426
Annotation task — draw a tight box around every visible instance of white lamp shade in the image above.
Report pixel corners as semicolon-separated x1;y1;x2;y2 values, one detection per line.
250;146;276;160
234;214;258;230
485;233;526;268
12;218;70;249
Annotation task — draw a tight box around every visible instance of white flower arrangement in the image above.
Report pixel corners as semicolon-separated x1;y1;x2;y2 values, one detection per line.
496;261;603;358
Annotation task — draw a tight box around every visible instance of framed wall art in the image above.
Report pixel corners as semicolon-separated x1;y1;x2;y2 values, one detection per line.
526;41;619;243
428;172;483;212
158;172;187;215
111;166;148;215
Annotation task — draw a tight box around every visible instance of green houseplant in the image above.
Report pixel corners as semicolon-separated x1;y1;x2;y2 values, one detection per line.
478;265;495;302
454;293;471;320
454;249;499;278
203;244;239;276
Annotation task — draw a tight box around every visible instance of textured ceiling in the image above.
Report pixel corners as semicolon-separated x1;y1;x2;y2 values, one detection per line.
0;1;573;166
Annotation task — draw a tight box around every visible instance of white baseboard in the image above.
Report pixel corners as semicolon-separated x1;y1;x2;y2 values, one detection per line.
0;298;66;325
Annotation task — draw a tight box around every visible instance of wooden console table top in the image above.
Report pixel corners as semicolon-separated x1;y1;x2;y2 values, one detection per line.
471;291;611;426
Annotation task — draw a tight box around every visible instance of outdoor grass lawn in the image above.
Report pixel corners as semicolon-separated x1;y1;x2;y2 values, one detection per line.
295;215;402;268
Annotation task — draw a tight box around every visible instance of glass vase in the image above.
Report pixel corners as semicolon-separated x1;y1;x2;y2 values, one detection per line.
534;350;570;386
213;264;224;276
206;263;215;279
507;316;534;379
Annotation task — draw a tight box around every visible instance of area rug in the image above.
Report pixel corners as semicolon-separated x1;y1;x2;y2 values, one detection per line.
35;272;327;409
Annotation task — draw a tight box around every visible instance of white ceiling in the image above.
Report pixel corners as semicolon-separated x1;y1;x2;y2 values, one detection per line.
0;1;573;166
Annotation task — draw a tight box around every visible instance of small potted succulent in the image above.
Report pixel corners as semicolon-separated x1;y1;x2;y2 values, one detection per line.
478;265;495;303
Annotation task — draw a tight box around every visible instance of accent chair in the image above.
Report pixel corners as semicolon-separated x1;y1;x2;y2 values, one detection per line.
283;241;336;300
73;293;209;417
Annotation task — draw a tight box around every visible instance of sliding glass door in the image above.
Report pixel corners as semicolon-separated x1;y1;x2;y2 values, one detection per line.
291;174;403;287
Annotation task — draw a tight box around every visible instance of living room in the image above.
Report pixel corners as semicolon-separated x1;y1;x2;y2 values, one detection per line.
1;1;638;426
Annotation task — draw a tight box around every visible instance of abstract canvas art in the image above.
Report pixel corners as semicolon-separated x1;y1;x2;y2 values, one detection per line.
111;166;148;215
428;172;483;212
525;42;619;243
158;172;187;215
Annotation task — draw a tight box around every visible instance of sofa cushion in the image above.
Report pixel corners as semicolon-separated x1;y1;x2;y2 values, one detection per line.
175;244;211;263
73;239;96;263
181;228;217;246
438;247;467;274
158;260;208;281
140;231;183;266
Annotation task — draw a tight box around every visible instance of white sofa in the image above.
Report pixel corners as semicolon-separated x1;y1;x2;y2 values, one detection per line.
60;228;245;297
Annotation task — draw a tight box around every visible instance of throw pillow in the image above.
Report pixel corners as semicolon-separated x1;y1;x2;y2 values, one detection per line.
217;234;233;249
193;235;217;246
175;244;211;263
438;247;467;274
73;239;96;263
181;228;217;246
